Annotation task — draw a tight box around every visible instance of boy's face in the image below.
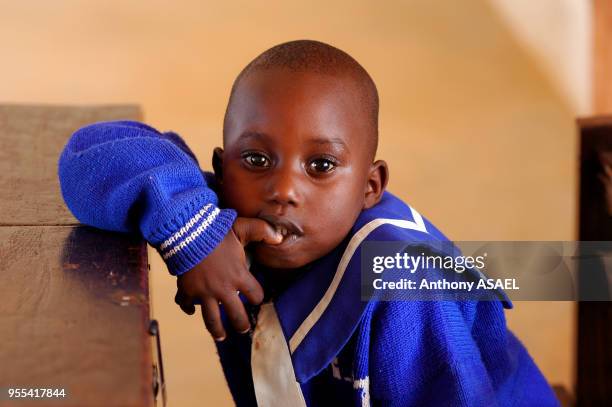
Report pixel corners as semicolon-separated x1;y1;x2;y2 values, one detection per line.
215;68;387;270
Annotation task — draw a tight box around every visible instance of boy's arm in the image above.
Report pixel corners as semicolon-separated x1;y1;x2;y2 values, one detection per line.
367;300;558;406
58;120;232;276
58;120;281;339
368;301;497;406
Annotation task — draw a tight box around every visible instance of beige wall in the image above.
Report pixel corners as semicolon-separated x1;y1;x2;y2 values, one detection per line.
1;0;588;404
594;0;612;113
490;0;592;114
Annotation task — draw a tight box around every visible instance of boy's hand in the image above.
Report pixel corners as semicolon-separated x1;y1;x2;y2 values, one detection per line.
174;217;282;341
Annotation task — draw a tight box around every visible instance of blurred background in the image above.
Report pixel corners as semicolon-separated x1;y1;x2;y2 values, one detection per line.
1;0;609;405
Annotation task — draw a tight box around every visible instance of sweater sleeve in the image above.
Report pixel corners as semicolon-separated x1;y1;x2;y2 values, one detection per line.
57;120;237;276
367;300;558;406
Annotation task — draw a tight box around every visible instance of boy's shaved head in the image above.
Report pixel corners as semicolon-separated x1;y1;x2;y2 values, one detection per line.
223;39;379;159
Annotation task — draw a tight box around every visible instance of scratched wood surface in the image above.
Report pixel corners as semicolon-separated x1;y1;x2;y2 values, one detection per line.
0;226;151;407
0;104;140;225
0;105;153;407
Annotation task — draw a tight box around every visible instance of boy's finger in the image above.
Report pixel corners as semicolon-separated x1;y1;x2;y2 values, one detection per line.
180;303;196;315
202;298;226;342
233;218;282;246
220;293;251;334
236;272;264;305
175;291;196;315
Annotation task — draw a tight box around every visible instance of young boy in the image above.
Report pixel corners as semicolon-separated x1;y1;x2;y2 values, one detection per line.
58;40;558;406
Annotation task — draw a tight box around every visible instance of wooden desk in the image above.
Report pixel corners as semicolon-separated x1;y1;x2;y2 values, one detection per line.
0;105;159;407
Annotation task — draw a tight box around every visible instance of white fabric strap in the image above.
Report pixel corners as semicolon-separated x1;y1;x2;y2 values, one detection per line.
251;302;307;407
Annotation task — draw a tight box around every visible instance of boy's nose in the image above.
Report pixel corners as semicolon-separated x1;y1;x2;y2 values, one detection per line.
265;167;302;208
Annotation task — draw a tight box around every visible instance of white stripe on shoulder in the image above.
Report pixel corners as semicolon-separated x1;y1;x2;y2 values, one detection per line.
160;203;213;250
162;207;220;260
288;205;428;353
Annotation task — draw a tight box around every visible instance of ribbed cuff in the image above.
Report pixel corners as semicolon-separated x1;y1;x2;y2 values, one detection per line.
148;203;237;276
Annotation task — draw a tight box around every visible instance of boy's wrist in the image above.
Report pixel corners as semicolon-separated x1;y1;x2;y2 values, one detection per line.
148;203;237;276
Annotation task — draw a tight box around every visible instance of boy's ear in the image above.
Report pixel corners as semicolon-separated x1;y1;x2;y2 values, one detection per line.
212;147;224;184
363;160;389;209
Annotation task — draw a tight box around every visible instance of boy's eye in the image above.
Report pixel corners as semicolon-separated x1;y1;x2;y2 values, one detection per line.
242;152;271;168
308;158;336;173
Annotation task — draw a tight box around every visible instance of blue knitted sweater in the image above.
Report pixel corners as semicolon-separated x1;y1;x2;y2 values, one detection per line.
58;121;559;407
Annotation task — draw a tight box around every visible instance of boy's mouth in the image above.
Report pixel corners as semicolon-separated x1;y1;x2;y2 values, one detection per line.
258;214;304;244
